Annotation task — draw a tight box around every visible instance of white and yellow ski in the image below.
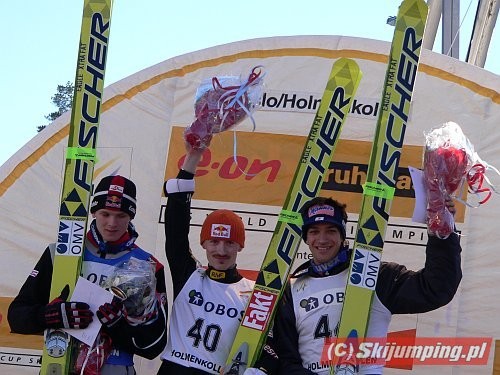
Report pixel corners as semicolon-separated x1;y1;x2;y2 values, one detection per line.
224;57;363;373
332;0;428;373
40;1;113;374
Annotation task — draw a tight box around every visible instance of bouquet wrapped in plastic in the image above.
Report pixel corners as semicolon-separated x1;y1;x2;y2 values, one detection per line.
73;333;112;375
423;121;498;238
104;257;158;325
184;66;265;150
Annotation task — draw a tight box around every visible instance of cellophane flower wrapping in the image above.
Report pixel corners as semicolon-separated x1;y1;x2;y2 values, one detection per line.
423;122;473;238
73;333;112;375
104;257;157;324
184;66;265;150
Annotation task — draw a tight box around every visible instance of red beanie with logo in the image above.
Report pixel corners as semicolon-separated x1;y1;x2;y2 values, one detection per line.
200;209;245;248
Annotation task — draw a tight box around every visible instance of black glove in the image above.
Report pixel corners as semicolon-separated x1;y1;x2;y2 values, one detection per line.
97;299;124;328
43;284;93;329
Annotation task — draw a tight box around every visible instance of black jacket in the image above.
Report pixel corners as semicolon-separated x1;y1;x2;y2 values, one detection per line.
274;232;462;374
8;232;168;361
159;169;279;374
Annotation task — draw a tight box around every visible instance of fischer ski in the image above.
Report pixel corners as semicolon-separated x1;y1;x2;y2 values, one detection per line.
40;1;113;374
224;58;362;374
331;0;428;373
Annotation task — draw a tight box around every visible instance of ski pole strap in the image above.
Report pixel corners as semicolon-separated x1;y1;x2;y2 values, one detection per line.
66;147;97;161
362;182;395;199
278;209;303;225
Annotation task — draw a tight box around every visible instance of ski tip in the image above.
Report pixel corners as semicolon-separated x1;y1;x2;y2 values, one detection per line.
334;330;360;375
347;329;358;339
44;329;71;358
222;342;249;375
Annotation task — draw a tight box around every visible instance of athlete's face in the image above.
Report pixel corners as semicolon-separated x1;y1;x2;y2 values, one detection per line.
203;239;242;271
93;209;131;242
305;222;343;264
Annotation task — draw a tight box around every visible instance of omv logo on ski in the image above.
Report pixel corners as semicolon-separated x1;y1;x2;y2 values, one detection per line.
300;297;319;312
349;248;381;290
57;219;85;256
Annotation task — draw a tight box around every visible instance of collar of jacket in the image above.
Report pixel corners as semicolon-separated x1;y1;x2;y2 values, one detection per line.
86;219;138;256
205;265;243;283
292;248;352;278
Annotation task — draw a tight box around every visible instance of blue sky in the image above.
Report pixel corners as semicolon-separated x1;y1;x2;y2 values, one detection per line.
1;0;498;166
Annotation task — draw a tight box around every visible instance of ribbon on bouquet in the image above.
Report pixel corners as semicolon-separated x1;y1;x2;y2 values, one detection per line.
184;66;265;151
423;122;499;239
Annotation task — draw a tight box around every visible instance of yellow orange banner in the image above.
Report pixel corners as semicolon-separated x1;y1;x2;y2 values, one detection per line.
165;126;465;221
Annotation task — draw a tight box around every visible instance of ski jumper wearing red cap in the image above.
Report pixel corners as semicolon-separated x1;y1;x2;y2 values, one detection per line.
158;144;278;375
273;196;462;375
8;175;168;374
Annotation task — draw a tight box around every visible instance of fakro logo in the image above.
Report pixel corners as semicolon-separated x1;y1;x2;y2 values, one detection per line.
242;290;277;331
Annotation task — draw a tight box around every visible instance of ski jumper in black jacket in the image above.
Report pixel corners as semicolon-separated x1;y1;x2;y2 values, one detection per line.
273;197;462;375
8;224;168;372
158;165;278;375
8;175;168;374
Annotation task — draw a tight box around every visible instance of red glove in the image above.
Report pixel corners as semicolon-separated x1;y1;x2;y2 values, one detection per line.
43;285;93;329
97;299;124;328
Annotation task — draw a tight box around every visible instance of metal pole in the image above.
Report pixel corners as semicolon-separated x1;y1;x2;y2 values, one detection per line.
466;0;500;67
424;0;443;50
442;0;461;58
